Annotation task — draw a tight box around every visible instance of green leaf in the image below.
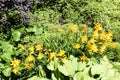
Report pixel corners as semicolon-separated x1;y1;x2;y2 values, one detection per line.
47;58;58;71
23;36;30;42
2;67;11;77
102;56;109;63
105;69;115;77
1;53;12;63
73;72;83;80
64;60;75;76
58;60;75;76
26;26;43;35
47;61;55;71
52;73;57;80
91;64;106;75
35;27;43;35
1;41;14;55
12;30;21;41
27;76;49;80
0;63;4;71
38;65;46;77
58;64;69;76
18;27;25;34
71;58;78;71
115;42;120;54
73;72;92;80
78;62;86;71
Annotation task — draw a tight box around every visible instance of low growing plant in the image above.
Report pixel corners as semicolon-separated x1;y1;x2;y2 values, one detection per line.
1;23;119;79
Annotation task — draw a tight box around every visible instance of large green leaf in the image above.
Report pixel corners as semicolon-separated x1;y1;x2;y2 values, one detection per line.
27;76;49;80
91;64;106;75
12;30;21;41
2;66;11;77
47;58;58;71
1;41;14;55
77;62;86;71
23;36;30;43
101;69;120;80
26;25;43;35
58;60;75;76
0;63;4;71
64;60;75;76
58;64;69;76
73;72;84;80
73;72;93;80
1;53;12;63
18;27;26;34
71;58;78;71
35;27;43;35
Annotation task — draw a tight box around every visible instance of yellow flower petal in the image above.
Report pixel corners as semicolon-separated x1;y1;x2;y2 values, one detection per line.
94;23;102;30
26;55;35;62
110;43;116;48
73;43;80;49
38;53;44;59
49;52;56;61
80;55;87;61
57;50;65;57
57;29;62;32
11;59;21;67
19;45;25;51
35;44;43;51
81;35;87;43
12;67;19;74
69;25;78;32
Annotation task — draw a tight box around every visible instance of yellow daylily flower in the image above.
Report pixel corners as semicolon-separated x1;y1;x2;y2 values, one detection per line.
12;66;19;74
99;45;106;54
38;53;44;59
81;35;87;43
69;25;78;32
81;25;87;32
80;55;87;61
73;43;80;49
87;38;96;44
24;62;34;70
110;43;116;48
57;29;62;32
29;47;34;54
87;43;98;53
57;50;65;57
26;55;35;62
35;44;43;51
49;52;56;61
100;30;106;40
61;57;67;63
92;30;99;39
94;23;102;30
19;45;25;51
11;59;20;67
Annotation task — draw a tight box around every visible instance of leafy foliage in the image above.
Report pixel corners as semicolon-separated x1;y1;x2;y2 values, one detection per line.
0;0;120;80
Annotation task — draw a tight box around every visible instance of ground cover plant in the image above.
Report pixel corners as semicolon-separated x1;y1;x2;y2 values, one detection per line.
1;23;120;80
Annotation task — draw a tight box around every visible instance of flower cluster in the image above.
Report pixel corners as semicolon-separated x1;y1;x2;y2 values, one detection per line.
11;23;117;74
